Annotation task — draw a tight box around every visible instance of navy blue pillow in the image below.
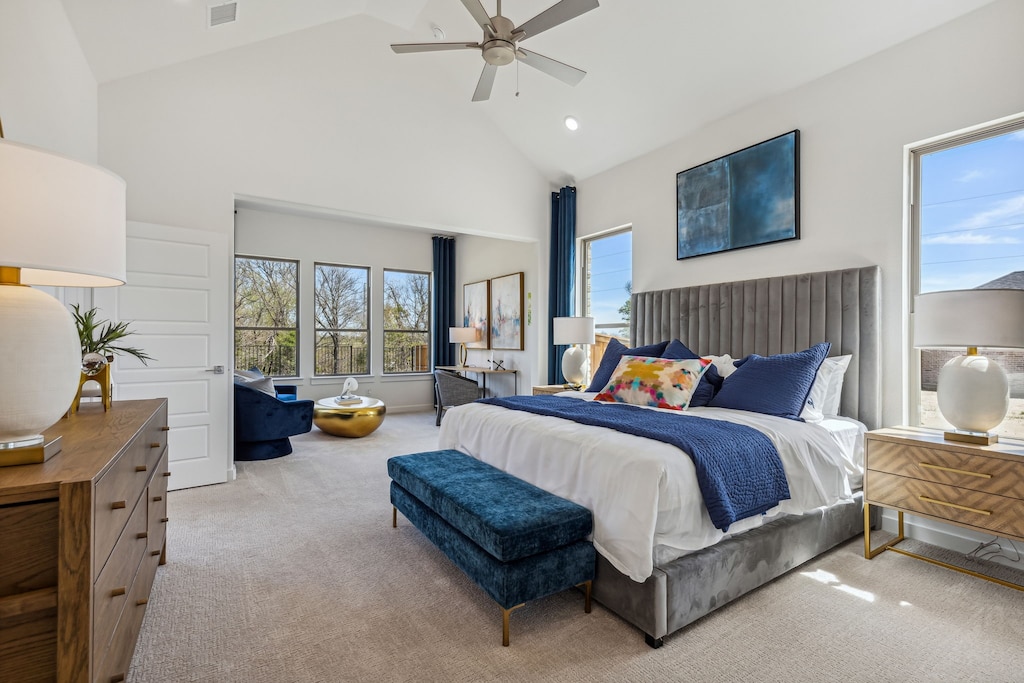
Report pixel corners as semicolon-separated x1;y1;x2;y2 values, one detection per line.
585;338;669;392
661;339;722;407
708;343;830;420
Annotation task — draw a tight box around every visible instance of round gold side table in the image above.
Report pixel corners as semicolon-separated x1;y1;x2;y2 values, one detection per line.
313;397;386;437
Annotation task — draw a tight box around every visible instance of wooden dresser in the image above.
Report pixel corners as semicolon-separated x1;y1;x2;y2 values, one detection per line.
863;425;1024;588
0;399;169;683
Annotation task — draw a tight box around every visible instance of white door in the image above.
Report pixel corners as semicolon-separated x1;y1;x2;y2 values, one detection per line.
94;221;231;490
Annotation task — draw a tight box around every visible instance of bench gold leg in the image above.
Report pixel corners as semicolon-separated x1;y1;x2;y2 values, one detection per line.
501;604;524;647
581;580;592;613
392;506;397;528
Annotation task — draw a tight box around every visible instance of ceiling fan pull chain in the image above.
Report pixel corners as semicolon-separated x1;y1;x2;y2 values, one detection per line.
515;58;520;98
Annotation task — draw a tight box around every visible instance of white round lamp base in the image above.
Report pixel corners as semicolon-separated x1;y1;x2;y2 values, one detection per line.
0;286;81;446
936;353;1009;434
561;345;588;387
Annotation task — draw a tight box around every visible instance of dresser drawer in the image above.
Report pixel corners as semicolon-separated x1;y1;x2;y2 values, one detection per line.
0;501;58;596
94;445;151;576
94;564;152;683
0;606;57;683
867;439;1024;498
867;470;1024;540
93;495;148;668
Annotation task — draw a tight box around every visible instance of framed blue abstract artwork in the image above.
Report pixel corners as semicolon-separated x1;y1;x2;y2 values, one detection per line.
676;130;799;260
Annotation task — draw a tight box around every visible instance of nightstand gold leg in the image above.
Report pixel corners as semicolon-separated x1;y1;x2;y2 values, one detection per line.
864;504;905;559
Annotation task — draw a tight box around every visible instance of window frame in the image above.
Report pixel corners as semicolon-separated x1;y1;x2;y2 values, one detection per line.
313;262;370;378
908;113;1024;427
233;255;299;378
382;267;432;376
580;225;632;337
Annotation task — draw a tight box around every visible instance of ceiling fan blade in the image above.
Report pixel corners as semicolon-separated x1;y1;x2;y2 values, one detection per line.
514;0;599;41
472;64;498;102
391;42;480;54
516;49;586;86
460;0;495;35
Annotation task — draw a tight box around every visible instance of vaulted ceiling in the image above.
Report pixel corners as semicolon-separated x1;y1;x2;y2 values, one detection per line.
61;0;995;181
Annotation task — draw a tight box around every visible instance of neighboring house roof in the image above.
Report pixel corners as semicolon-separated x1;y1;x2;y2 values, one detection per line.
977;272;1024;289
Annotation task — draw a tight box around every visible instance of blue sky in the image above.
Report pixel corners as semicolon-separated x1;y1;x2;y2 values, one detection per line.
585;230;632;334
920;128;1024;292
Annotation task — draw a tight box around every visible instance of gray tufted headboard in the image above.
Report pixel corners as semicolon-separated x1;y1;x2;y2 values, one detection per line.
630;266;881;429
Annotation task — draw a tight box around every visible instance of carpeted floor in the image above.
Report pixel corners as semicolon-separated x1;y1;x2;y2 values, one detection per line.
129;411;1024;682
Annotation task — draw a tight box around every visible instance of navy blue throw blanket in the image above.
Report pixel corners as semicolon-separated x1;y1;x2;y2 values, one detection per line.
478;395;791;531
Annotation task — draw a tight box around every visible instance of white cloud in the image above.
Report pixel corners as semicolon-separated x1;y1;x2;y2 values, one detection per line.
956;170;984;183
924;233;1020;245
955;194;1024;231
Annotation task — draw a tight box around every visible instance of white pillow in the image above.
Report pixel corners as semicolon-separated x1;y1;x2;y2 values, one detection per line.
800;355;852;423
234;373;277;396
705;354;738;378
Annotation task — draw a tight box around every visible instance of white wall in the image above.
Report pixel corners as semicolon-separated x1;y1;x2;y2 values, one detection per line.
97;14;549;242
576;0;1024;430
0;0;97;161
456;234;542;392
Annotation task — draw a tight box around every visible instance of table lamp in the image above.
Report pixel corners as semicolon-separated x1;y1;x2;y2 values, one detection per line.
449;326;478;367
914;289;1024;444
0;137;127;465
553;316;595;389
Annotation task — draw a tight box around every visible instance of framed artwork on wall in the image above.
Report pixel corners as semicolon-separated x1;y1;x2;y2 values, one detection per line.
489;272;524;351
462;279;490;349
676;129;799;260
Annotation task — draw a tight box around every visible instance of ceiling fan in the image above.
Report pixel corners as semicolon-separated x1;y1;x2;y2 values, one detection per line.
390;0;599;102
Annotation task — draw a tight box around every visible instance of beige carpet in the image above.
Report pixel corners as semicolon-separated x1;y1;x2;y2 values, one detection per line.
129;411;1024;682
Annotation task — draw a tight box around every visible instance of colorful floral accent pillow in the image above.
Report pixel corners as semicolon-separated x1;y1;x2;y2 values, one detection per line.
594;355;711;410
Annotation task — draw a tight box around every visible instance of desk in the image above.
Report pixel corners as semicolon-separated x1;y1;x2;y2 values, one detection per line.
435;365;518;397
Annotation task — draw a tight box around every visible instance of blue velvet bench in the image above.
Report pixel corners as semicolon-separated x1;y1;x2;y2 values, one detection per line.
387;449;596;646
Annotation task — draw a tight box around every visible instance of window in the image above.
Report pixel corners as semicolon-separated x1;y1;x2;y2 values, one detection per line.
581;227;632;371
314;263;369;376
383;269;431;374
912;119;1024;437
234;256;298;376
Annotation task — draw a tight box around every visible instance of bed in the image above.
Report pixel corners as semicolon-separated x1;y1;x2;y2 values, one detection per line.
439;265;881;647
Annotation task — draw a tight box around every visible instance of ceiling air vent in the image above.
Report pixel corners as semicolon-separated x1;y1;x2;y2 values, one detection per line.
208;2;238;29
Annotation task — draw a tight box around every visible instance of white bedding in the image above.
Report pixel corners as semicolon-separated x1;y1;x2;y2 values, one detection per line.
437;392;865;582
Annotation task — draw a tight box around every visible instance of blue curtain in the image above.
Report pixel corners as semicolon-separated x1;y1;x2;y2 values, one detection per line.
548;186;577;383
432;236;456;367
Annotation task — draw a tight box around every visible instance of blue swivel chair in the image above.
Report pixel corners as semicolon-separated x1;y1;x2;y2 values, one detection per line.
234;381;314;461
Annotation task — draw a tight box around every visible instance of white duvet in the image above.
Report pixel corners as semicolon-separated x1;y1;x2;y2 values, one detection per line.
437;393;865;582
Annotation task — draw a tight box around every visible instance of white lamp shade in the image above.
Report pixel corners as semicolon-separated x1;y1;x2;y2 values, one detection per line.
914;289;1024;349
0;139;127;449
553;317;595;346
449;327;478;344
0;139;126;287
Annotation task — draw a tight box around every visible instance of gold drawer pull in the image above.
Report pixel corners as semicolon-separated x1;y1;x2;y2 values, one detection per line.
136;598;149;606
152;495;163;502
111;586;127;597
151;550;161;557
137;532;148;540
160;517;169;523
918;495;992;516
111;675;126;683
111;500;127;510
919;462;992;479
150;442;161;448
136;464;148;472
161;426;170;431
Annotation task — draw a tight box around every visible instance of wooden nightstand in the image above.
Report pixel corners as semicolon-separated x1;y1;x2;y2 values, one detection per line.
532;384;572;395
864;426;1024;591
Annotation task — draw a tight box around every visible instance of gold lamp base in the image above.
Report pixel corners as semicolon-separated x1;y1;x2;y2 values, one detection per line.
0;435;62;467
943;429;998;445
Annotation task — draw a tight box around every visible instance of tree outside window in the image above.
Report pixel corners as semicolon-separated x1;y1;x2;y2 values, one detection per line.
383;269;430;374
314;263;369;376
234;256;298;376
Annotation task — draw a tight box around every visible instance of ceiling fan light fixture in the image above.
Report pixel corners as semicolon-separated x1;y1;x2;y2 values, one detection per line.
482;40;515;66
564;116;579;131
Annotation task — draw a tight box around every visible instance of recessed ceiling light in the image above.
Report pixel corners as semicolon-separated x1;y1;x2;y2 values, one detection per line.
564;116;579;131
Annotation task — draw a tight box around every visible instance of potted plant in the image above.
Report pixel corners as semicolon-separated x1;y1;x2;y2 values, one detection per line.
71;304;154;375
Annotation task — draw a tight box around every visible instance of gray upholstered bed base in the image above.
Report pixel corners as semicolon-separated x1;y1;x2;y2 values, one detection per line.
596;266;881;647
